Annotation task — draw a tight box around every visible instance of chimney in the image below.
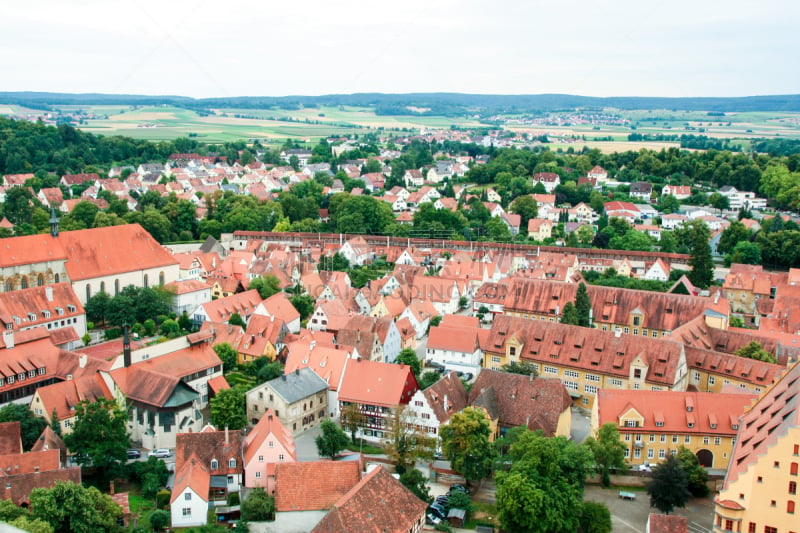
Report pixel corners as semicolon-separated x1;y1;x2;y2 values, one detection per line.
2;330;14;350
123;324;132;368
45;286;54;302
295;368;300;376
79;354;87;369
714;291;720;304
225;426;229;445
529;372;534;382
443;394;449;412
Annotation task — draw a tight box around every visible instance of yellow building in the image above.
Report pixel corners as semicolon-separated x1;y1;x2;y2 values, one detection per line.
593;389;757;470
713;362;800;533
482;315;689;408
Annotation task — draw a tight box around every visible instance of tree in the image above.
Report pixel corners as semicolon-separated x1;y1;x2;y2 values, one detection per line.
686;220;713;288
64;398;129;484
210;387;247;430
578;501;612;533
495;430;592;533
0;403;47;450
447;489;473;513
84;291;111;325
717;221;751;255
228;313;246;328
440;407;497;483
734;341;777;364
418;371;441;389
584;423;627;487
129;456;170;501
249;274;282;299
560;301;579;325
383;406;436;471
256;361;284;384
214;342;239;370
399;468;432;503
647;455;691;514
575;282;592;327
289;293;315;321
510;195;538;228
149;510;170;531
500;360;539;376
315;419;349;459
340;402;367;444
30;481;122;533
485;217;512;241
0;499;27;522
241;487;275;521
676;446;709;497
728;241;761;266
9;516;54;533
395;348;422;377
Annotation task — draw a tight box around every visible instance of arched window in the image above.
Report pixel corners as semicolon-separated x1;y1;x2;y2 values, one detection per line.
86;285;91;301
790;481;797;495
115;279;120;295
210;459;218;470
54;273;60;283
788;500;795;514
159;271;165;286
143;274;149;288
100;281;106;294
792;462;799;476
37;274;44;287
20;277;28;289
228;458;236;468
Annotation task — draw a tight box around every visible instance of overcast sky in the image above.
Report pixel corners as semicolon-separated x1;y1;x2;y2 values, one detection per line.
3;0;798;98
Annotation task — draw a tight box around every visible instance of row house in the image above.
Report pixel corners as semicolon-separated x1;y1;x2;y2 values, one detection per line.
405;372;469;450
662;184;692;199
594;389;757;469
0;283;86;347
191;289;263;326
482;315;689;408
284;339;353;419
426;315;487;374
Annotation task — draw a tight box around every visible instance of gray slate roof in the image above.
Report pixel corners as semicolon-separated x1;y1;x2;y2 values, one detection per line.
268;367;329;404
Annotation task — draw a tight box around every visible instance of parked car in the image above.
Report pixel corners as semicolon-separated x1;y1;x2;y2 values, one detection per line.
426;513;442;525
449;483;470;495
429;503;447;519
433;451;445;460
434;495;450;509
149;448;171;458
637;463;652;472
126;449;141;459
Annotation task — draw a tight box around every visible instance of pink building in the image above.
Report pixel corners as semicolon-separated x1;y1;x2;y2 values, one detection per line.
243;409;296;493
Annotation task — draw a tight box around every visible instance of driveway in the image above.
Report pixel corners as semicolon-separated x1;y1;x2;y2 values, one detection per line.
571;406;592;443
293;423;323;461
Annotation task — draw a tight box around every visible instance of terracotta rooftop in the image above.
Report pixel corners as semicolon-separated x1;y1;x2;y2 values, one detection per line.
33;373;113;422
175;427;244;477
274;461;362;512
170;455;211;504
0;422;22;455
422;372;469;424
284;340;352;391
311;467;427;533
338;359;417;408
469;369;571;435
648;513;688;533
243;410;296;468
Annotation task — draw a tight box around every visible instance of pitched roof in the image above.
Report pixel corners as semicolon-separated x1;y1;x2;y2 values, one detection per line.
338;359;417;408
265;367;329;404
0;422;22;455
311;467;427;533
170;456;211;503
200;289;263;323
469;369;571;435
597;389;756;436
723;360;800;487
258;291;300;325
648;514;688;533
284;340;351;391
427;325;481;354
274;461;362;512
33;373;113;421
422;372;469;423
175;427;244;477
243;409;296;467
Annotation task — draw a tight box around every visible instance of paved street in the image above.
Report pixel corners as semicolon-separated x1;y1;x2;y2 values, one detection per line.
293;422;323;461
571;406;592;443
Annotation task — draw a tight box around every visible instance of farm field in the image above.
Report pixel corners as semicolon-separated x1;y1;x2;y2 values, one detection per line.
3;101;800;149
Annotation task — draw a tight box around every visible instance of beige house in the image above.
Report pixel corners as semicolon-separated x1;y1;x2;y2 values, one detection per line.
246;368;329;435
527;218;553;241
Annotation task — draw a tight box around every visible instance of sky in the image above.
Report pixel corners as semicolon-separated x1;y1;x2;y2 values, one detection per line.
3;0;798;99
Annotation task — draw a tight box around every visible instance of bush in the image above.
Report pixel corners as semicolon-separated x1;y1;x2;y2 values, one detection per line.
149;509;170;531
87;321;94;330
435;523;454;532
228;492;240;506
156;489;171;510
104;327;121;340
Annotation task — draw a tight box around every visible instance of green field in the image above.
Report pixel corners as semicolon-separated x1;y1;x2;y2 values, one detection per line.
5;101;800;150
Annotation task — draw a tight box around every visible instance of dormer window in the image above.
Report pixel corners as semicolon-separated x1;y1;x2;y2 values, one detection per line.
710;423;717;429
687;422;694;428
229;458;236;468
655;422;664;427
67;305;76;313
42;310;50;319
211;459;218;469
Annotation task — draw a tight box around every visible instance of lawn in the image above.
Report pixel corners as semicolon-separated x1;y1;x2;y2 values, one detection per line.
464;501;499;529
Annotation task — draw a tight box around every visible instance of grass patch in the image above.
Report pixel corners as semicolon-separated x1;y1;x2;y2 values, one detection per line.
463;501;499;529
224;371;255;387
345;438;384;455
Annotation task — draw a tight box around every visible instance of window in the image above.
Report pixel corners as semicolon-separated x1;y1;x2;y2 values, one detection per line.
788;501;795;514
584;384;597;395
709;376;716;386
770;500;776;507
279;454;285;461
544;366;558;375
624;434;631;442
764;527;777;533
564;370;579;378
748;523;756;533
255;472;261;479
792;462;799;475
633;316;641;326
115;279;120;295
211;459;218;469
54;273;59;283
229;459;236;468
715;437;722;446
635;434;642;442
268;441;274;448
182;508;191;517
20;277;28;290
37;274;44;287
647;449;654;459
661;435;666;443
672;435;679;444
633;369;642;379
634;449;641;459
624;449;630;458
585;374;600;382
185;493;192;501
258;455;264;462
509;346;516;356
685;436;691;444
659;449;666;459
790;481;797;495
143;274;149;288
610;378;623;387
703;437;710;445
650;434;656;442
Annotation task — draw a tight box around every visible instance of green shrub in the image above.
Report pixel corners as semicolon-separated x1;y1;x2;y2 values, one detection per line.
156;489;171;510
104;327;121;340
228;492;240;506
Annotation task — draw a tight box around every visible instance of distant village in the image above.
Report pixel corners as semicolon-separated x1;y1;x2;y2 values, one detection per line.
0;136;797;533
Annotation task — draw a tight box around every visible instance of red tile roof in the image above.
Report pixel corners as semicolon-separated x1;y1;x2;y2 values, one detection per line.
648;513;688;533
33;373;113;422
311;467;426;533
170;455;211;504
338;359;418;408
176;427;243;477
284;340;352;391
427;325;481;354
243;410;296;468
274;461;361;512
0;422;22;455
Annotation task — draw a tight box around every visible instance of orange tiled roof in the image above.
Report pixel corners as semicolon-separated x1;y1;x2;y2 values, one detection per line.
243;409;295;468
338;359;417;408
274;461;361;512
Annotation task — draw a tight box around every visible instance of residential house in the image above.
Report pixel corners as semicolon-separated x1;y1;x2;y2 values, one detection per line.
588;166;608;181
469;369;572;438
397;299;438;339
629;182;654;201
246;368;329;434
238;314;287;363
661;213;689;230
170;457;212;528
527;218;553;241
243;409;297;493
644;259;670;282
283;340;353;418
175;426;244;500
594;389;757;469
30;373;113;434
406;372;469;450
191;289;262;326
338;359;418;441
661;184;692;200
712;360;800;533
274;461;361;515
718;186;767;211
426;317;485;374
312;467;427;533
164;280;212;317
0;283;87;346
403;169;424;188
532;172;561;193
339;236;372;266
